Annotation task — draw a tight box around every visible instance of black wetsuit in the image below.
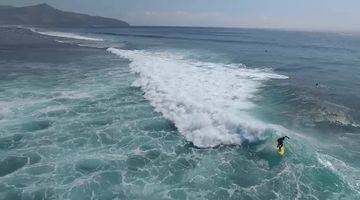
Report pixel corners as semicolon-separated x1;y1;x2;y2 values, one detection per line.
277;136;289;149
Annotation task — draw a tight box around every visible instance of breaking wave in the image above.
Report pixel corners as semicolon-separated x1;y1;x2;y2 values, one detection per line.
30;29;104;41
108;47;288;147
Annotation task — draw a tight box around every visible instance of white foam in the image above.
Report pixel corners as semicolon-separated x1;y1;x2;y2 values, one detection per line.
108;47;288;147
31;29;103;41
317;153;360;193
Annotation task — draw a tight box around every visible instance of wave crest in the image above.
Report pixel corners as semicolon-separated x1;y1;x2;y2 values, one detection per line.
108;47;287;147
30;29;103;41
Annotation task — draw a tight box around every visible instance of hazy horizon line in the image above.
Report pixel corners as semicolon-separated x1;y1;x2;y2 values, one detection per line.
2;2;360;34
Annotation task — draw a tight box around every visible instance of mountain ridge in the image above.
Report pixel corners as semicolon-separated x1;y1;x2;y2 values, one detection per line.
0;3;130;27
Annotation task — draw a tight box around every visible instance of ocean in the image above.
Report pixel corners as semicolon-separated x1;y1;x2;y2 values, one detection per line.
0;26;359;199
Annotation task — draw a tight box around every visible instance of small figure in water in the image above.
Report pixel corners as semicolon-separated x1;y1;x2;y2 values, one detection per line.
315;82;320;87
277;136;290;150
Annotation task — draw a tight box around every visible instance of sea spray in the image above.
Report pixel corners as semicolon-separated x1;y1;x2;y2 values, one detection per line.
108;48;288;147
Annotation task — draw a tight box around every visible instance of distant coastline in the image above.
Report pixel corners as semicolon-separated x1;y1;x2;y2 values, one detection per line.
0;3;129;28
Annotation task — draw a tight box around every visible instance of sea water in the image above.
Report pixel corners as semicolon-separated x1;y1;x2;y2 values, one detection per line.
0;26;359;199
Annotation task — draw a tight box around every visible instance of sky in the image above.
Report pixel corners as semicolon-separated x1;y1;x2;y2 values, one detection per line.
1;0;360;31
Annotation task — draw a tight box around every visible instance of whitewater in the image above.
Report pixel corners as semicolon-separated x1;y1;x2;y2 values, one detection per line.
107;48;288;147
30;28;104;41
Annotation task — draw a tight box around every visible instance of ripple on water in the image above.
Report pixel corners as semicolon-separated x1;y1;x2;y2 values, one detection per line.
21;120;53;132
167;189;187;200
126;155;150;170
0;187;22;200
137;118;177;132
0;156;27;177
67;179;126;200
22;187;56;200
25;164;55;175
94;171;122;186
75;159;103;174
23;152;42;164
0;134;24;150
144;150;161;160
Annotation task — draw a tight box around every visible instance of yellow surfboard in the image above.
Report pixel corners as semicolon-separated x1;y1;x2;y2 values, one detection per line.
277;146;285;156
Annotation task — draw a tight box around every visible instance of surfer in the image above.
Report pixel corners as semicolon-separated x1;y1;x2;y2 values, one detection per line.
277;136;290;150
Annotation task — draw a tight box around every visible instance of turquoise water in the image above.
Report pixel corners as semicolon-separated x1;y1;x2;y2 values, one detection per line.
0;27;359;199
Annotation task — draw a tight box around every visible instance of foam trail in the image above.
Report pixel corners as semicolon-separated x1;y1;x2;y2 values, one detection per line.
108;48;288;147
317;153;360;193
31;29;103;41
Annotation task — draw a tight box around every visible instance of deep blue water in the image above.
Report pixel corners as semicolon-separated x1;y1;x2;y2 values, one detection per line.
0;26;359;199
